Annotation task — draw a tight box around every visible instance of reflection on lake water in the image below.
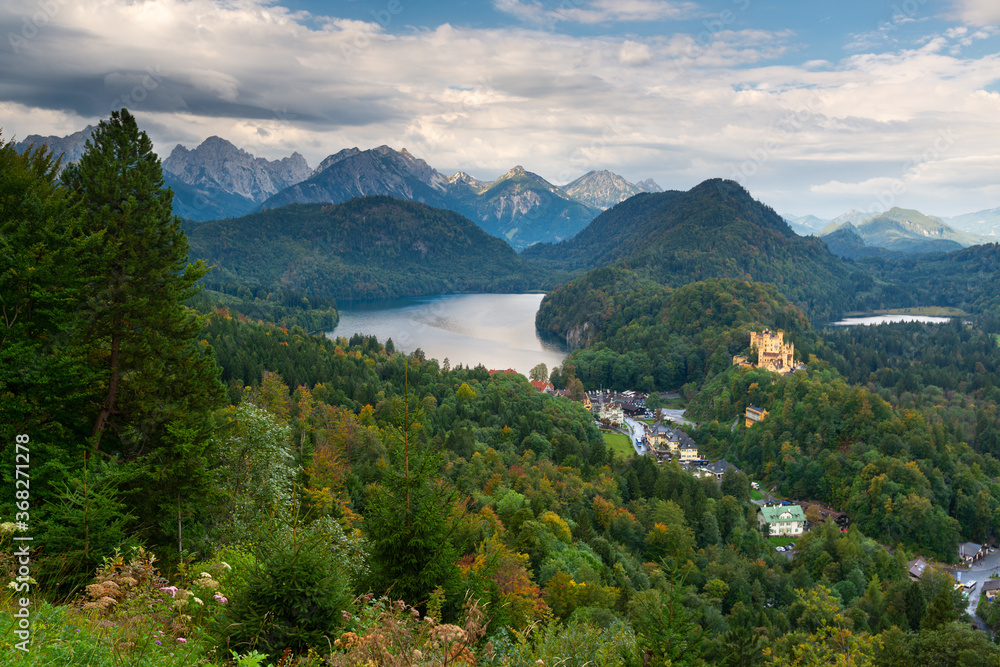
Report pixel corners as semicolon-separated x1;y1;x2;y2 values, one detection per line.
831;314;953;326
330;293;566;376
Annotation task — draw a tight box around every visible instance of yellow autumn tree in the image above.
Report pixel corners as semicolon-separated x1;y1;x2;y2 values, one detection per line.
764;586;882;666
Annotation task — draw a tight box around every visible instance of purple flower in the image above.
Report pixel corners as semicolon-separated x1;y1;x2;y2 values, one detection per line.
212;593;228;604
75;629;80;632
160;586;179;597
155;640;161;645
177;638;187;644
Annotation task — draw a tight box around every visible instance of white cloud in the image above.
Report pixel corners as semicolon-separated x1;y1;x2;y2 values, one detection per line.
2;0;1000;216
618;40;652;66
952;0;1000;26
493;0;699;27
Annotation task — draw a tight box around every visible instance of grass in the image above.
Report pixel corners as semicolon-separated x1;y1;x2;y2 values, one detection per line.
751;490;764;501
603;431;635;459
767;536;798;549
875;306;967;316
0;600;215;666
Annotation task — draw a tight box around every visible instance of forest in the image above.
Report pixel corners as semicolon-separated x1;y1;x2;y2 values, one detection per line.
5;113;1000;667
184;197;555;302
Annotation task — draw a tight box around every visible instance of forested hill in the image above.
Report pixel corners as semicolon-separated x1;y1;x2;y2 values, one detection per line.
536;274;816;391
522;178;857;321
186;196;553;301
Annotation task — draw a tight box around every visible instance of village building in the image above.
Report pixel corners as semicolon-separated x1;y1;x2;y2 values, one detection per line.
798;501;850;529
701;459;739;481
758;504;806;537
960;542;985;563
678;441;701;462
598;401;625;426
529;380;556;394
908;557;929;581
745;405;768;428
982;579;1000;602
644;422;697;461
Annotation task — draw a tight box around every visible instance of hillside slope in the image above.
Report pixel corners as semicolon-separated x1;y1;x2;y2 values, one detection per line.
524;179;855;320
186;196;551;300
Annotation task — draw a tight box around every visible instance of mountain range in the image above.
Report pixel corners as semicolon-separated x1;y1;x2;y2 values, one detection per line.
15;127;663;249
784;207;987;258
15;125;998;257
163;136;311;221
820;207;982;257
946;207;1000;239
255;148;660;249
13;125;96;165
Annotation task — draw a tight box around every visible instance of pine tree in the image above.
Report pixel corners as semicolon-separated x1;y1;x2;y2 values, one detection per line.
0;135;103;506
60;108;223;456
362;391;460;609
55;110;224;558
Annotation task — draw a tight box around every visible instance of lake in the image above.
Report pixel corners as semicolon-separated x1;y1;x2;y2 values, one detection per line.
329;293;566;375
831;314;953;326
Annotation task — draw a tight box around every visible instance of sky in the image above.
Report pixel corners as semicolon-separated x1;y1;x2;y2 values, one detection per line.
2;0;999;219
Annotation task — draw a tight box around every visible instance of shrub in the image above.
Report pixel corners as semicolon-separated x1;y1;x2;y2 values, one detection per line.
212;518;352;659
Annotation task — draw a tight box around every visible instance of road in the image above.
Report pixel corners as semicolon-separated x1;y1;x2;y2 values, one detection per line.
948;549;1000;634
622;416;647;455
661;409;695;427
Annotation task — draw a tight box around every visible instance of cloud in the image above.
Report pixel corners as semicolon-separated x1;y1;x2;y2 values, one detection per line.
493;0;699;28
2;0;1000;217
952;0;1000;26
618;40;652;66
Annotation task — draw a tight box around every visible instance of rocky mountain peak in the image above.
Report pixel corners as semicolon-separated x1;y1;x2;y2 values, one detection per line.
562;169;645;210
502;165;529;179
162;136;311;204
13;125;97;165
636;178;662;193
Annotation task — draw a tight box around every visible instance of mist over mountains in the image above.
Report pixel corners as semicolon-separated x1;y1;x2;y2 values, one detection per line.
786;207;988;258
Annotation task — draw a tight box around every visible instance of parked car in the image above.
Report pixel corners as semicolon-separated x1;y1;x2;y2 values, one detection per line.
775;546;784;552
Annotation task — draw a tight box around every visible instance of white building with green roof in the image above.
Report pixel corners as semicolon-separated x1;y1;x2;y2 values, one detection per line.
757;505;806;537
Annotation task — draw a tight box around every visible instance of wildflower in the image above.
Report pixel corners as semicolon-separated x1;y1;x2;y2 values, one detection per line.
160;586;179;597
213;593;228;604
199;572;212;578
75;629;80;632
177;637;187;643
193;597;204;606
155;640;161;645
220;562;232;571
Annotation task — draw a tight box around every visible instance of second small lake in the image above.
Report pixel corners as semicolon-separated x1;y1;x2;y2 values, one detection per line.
831;314;953;326
330;293;567;376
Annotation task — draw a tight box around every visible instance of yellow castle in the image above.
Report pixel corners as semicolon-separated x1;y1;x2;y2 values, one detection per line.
733;330;795;374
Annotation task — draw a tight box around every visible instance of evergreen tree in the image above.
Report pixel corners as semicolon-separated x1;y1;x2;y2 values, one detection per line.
60;108;222;456
47;110;225;559
362;391;460;609
36;457;138;595
0;136;102;501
